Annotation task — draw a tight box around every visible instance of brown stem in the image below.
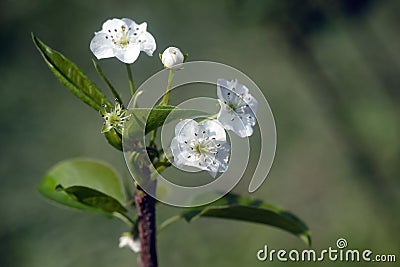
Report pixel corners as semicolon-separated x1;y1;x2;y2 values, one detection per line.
134;182;158;267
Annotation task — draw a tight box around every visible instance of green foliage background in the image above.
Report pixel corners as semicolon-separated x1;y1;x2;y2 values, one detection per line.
1;0;399;266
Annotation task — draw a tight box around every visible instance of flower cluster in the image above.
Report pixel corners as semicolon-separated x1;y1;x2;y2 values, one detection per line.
170;79;258;177
90;18;258;178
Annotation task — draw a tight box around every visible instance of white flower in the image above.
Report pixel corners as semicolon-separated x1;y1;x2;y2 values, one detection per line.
216;79;258;137
101;100;130;134
170;119;230;178
119;233;141;253
161;47;184;70
90;18;156;64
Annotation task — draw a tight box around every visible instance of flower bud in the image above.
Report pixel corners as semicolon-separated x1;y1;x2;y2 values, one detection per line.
161;47;184;70
119;232;140;253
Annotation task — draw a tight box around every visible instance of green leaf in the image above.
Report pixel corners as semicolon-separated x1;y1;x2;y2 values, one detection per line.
125;106;207;137
160;193;311;246
57;185;127;214
32;34;112;111
145;105;176;134
38;158;128;220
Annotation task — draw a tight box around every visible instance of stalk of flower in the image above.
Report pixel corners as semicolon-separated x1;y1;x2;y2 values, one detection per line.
159;47;186;106
216;79;258;137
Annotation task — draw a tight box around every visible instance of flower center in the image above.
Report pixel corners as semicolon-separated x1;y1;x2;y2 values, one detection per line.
111;25;130;49
118;26;130;48
108;112;122;124
194;143;209;155
227;102;237;111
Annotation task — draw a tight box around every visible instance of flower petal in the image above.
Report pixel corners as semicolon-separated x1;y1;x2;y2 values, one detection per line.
217;79;248;100
170;137;185;167
114;44;141;64
217;101;253;137
119;234;141;253
138;32;156;56
201;120;226;141
121;18;138;29
102;18;125;33
216;143;230;172
174;119;200;141
90;33;114;59
207;164;219;178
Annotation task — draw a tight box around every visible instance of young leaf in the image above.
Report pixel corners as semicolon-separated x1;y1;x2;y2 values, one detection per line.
159;193;311;246
124;106;207;137
32;34;112;111
38;158;128;221
57;185;127;214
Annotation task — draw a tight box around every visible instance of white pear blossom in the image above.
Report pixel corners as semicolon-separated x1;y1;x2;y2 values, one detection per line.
101;100;130;134
216;79;258;137
161;47;184;70
90;18;156;64
119;232;140;253
170;119;230;178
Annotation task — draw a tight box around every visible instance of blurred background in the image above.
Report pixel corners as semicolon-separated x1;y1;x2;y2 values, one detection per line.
1;0;399;266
